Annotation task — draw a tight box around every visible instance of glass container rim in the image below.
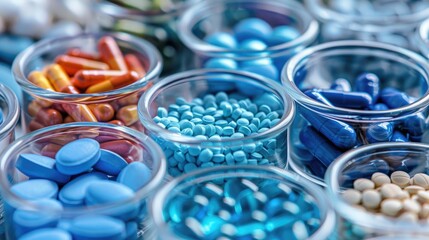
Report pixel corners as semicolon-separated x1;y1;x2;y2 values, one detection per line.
12;32;163;101
417;18;429;58
150;165;336;240
177;0;319;58
0;83;20;139
0;122;167;216
138;68;295;146
281;40;429;121
326;142;429;232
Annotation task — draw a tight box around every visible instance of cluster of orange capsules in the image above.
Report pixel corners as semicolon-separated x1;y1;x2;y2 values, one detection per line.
27;36;148;131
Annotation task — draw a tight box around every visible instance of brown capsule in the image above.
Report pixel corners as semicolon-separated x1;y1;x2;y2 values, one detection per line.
94;135;122;143
88;103;115;122
40;143;62;158
29;120;45;131
62;104;97;122
64;115;75;123
35;108;63;126
129;122;144;132
116;105;138;126
28;71;54;90
28;101;43;117
44;64;80;94
49;135;78;146
117;93;139;107
100;140;141;162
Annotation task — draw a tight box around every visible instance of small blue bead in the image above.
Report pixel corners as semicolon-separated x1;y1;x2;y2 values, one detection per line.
209;135;221;141
258;127;269;133
198;149;214;163
237;118;250;126
259;105;271;114
168;126;181;133
251;118;261;128
179;120;194;130
212;154;225;163
239;39;267;51
267;111;279;121
233;150;247;162
190;118;203;125
215;92;228;103
260;119;271;128
255;112;267;120
178;105;191;114
215;126;223;135
203;94;216;104
205;124;217;137
238;100;249;109
231;133;245;139
186;154;196;163
167;116;179;123
157;107;168;118
238;126;252;136
222;126;235;136
174;151;186;162
249;124;258;133
204;32;237;49
243;143;256;153
176;97;188;106
192;106;205;114
241;111;254;120
268;25;300;46
160;118;170;126
204;107;217;116
193;124;206;136
201;162;214;168
270;119;280;128
204;58;238;70
225;153;235;165
184;163;197;173
234;18;272;42
220;102;233;117
251;152;263;159
228;121;237;129
168;104;180;112
215;120;228;127
153;116;161;123
232;108;244;120
188;146;201;157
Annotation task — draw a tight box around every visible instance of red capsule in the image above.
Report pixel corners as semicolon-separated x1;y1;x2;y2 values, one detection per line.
98;36;128;71
35;108;63;126
66;48;100;61
100;140;142;162
84;71;138;93
55;55;110;75
72;70;131;89
29;120;45;131
62;104;97;122
124;54;146;78
88;103;115;122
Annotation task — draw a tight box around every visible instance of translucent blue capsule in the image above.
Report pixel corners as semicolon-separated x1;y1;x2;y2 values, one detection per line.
300;107;357;149
304;89;333;106
355;73;380;102
403;113;427;136
330;78;351;92
315;89;372;109
390;130;408;142
343;159;389;186
305;158;327;179
366;122;394;143
380;87;410;109
370;103;389;111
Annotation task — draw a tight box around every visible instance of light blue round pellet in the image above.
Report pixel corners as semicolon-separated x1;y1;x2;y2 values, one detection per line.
174;151;186;162
215;92;228;103
188;146;201;156
69;215;125;240
249;124;258;133
268;25;300;46
267;111;279;121
212;154;225;163
243;143;257;153
153;116;161;123
157;107;168;118
117;162;152;192
93;149;128;176
248;159;258;165
168;158;178;167
238;100;249;109
255;93;282;111
233;18;272;42
258;127;269;133
185;154;196;163
209;135;221;141
168;104;179;112
241;111;254;121
192;105;204;114
16;154;70;184
259;105;272;114
215;126;223;135
201;162;214;168
168;111;179;118
190;118;203;125
231;108;244;120
228;121;237;128
19;228;71;240
176;97;188;106
222;126;235;136
181;128;194;136
237;118;250;126
184;163;197;173
157;122;166;129
204;107;217;115
239;39;267;51
225;153;235;165
231;132;245;138
193;124;206;136
11;179;58;200
204;32;237;49
205;124;216;137
179;120;194;130
178;105;190;114
181;111;194;120
255;112;266;120
215;120;228;127
168;126;181;133
238;126;252;136
59;172;108;206
233;151;246;162
251;152;263;159
197;149;213;163
202;115;215;124
160;118;170;127
260;119;271;128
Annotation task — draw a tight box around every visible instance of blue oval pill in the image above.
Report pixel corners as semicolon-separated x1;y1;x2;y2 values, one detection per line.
117;162;152;192
19;228;71;240
233;18;272;42
69;215;125;240
55;138;101;175
93;149;128;176
59;172;108;206
16;154;70;184
11;179;58;200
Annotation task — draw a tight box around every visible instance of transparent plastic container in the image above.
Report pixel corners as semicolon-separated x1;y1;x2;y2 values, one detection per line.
12;32;162;133
282;40;429;187
138;69;295;178
0;122;166;239
305;0;429;50
417;18;429;59
0;83;20;152
95;0;198;75
150;165;336;239
178;0;319;82
326;142;429;239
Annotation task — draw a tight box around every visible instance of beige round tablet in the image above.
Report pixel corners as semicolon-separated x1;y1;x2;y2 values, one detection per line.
417;191;429;204
420;204;429;218
342;189;362;205
371;172;391;187
380;184;402;199
398;212;418;222
354;178;375;191
362;190;381;209
391;171;410;188
381;199;403;217
396;190;410;200
412;173;429;189
403;199;421;214
404;185;425;195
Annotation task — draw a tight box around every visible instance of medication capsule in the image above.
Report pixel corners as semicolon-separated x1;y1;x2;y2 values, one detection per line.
365;122;394;143
55;55;110;75
402;113;427;136
100;140;140;163
29;120;46;131
98;36;128;71
124;54;146;78
71;70;132;89
355;73;380;102
370;103;389;111
107;120;125;126
315;89;372;109
300;107;357;149
64;116;75;123
88;104;115;122
304;89;333;106
116;105;138;126
299;126;343;167
44;64;80;94
41;143;62;158
35;108;63;127
28;101;43;117
85;71;138;93
66;48;100;61
390;130;408;142
330;78;351;92
380;87;410;109
28;71;54;91
61;104;97;122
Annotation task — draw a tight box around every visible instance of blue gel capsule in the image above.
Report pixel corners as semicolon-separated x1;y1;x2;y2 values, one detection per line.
315;89;372;109
390;130;408;142
306;158;327;179
299;126;343;167
366;122;394;143
55;138;101;175
16;154;70;184
59;172;108;206
233;18;272;42
355;73;380;102
268;25;300;46
19;228;72;240
330;78;351;92
11;179;58;200
203;58;238;70
299;107;357;149
380;87;410;109
69;215;125;240
370;103;389;111
93;149;128;176
304;89;333;106
239;39;267;51
14;199;63;238
117;162;151;192
125;221;138;240
204;32;237;49
403;113;427;136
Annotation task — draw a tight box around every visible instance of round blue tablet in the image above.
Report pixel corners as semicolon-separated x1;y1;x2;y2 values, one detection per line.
93;149;128;176
14;199;63;238
11;179;58;200
16;153;70;184
117;162;152;192
204;32;237;49
55;138;101;175
268;25;300;46
59;172;108;206
19;228;71;240
69;215;125;240
233;18;272;42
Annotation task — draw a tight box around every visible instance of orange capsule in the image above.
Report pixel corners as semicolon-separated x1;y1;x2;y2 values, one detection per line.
35;108;63;126
116;105;138;126
98;36;128;71
28;71;54;90
88;103;115;122
55;55;110;75
107;120;125;126
64;115;75;123
29;120;45;131
117;93;139;106
85;71;138;93
124;54;146;79
28;101;43;117
66;48;100;61
44;64;80;94
40;143;62;158
61;103;97;122
71;70;131;89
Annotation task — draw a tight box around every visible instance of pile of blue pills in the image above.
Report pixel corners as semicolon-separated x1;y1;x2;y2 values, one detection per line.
162;176;322;239
298;72;427;178
202;18;300;81
8;138;151;239
152;91;284;177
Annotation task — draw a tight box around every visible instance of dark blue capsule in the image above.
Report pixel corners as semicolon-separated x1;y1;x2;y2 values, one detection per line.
299;126;343;167
355;73;380;102
366;122;394;143
330;78;351;92
304;89;333;106
315;89;372;109
402;113;427;136
390;130;408;142
306;158;327;179
342;159;389;187
380;87;410;109
300;107;357;149
370;103;389;111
